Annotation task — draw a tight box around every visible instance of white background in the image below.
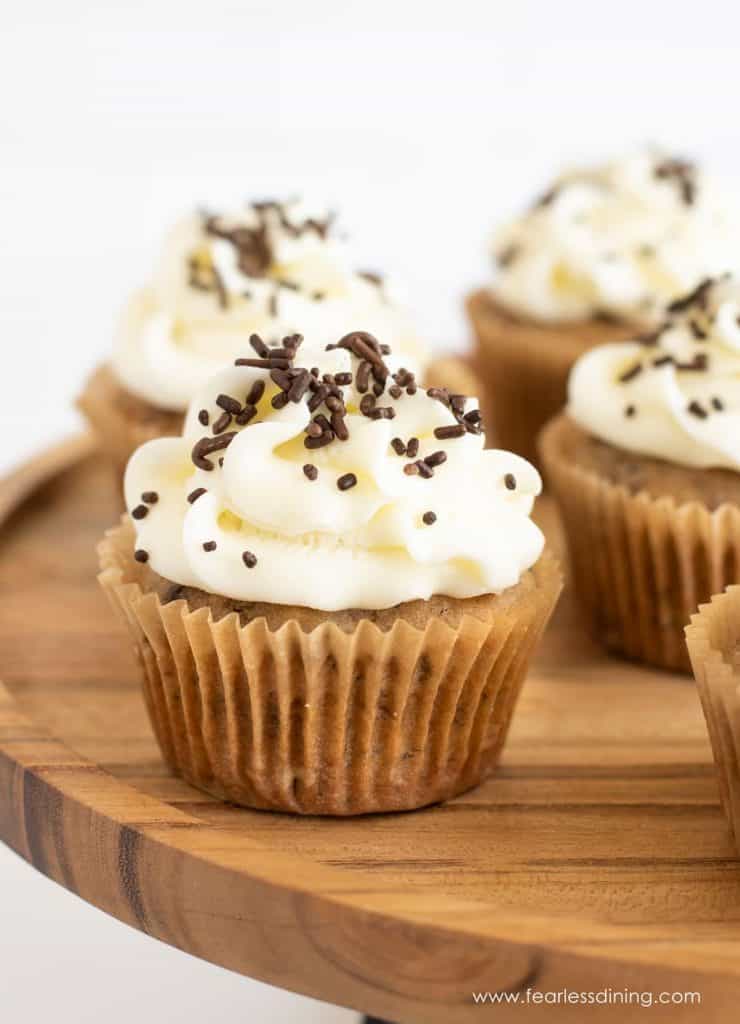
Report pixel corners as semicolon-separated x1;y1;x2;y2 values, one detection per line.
2;2;740;1020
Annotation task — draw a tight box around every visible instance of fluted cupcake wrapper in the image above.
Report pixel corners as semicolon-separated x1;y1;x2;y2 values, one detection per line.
77;363;184;481
687;589;740;850
98;520;560;815
541;416;740;673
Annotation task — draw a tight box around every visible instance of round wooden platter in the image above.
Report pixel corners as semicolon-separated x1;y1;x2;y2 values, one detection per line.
2;438;740;1023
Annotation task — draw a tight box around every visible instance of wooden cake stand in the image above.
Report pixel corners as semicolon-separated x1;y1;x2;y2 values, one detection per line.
1;437;740;1022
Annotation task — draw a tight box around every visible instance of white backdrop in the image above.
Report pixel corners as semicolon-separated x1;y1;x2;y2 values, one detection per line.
2;1;740;1020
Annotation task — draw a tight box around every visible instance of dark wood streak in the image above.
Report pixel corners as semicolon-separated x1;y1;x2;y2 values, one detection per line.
117;824;150;932
22;769;77;894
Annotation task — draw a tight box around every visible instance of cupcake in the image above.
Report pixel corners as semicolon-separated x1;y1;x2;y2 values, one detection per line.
541;274;740;672
79;198;426;474
468;149;740;465
686;588;740;850
98;329;560;815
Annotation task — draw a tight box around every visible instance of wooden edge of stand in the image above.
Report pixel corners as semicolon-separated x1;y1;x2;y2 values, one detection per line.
0;437;738;1024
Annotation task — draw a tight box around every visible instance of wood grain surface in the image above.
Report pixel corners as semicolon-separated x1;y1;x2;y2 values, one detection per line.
1;439;740;1022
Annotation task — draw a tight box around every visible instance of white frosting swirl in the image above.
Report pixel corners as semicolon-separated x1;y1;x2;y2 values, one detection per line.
568;275;740;471
492;150;740;326
111;199;424;411
124;334;543;610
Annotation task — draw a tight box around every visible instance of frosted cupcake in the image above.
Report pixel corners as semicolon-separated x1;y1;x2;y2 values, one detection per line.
79;198;426;473
541;274;740;672
99;329;560;815
687;588;740;852
468;150;740;465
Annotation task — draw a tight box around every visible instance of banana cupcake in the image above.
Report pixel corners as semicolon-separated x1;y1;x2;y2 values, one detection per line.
541;274;740;672
79;198;426;474
687;588;740;852
468;149;740;465
99;329;560;815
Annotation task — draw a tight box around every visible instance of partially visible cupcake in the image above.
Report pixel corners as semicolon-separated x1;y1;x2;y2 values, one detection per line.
541;274;740;672
99;329;560;815
468;149;740;464
686;588;740;850
79;198;427;474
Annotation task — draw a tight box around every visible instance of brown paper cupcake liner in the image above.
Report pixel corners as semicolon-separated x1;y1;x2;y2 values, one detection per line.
687;589;740;850
541;415;740;673
466;289;635;464
77;363;184;480
98;519;561;815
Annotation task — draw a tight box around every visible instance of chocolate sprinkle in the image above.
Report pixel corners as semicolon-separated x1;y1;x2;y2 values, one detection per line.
246;379;266;406
618;362;643;383
216;394;243;415
187;487;207;504
422;511;437;525
141;491;159;504
689;320;708;340
676;353;708;372
305;431;335;450
712;396;725;411
667;278;713;314
391;437;407;456
303;464;318;480
203;541;217;552
337;473;357;491
242;551;258;568
191;431;237;471
132;504;148;520
236;405;257;426
654;157;697;206
625;404;636;418
687;400;708;419
198;409;210;427
249;333;269;358
434;424;466;440
134;549;149;563
504;473;516;490
212;411;233;434
406;437;419;458
497;243;520;269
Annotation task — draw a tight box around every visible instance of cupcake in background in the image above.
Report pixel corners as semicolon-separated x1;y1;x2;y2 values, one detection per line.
468;149;740;464
79;198;427;473
541;274;740;672
99;328;560;815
